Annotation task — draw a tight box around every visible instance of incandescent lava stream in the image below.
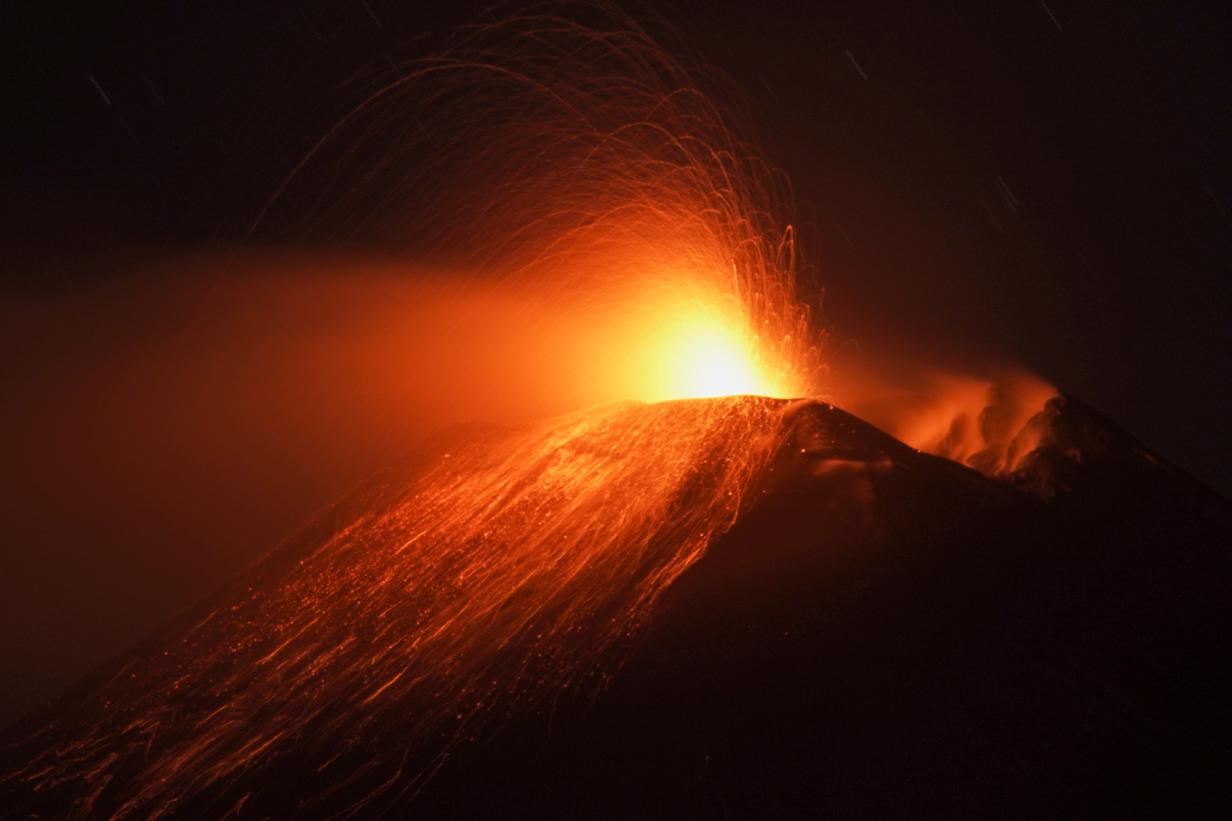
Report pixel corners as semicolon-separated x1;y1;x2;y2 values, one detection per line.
3;393;1231;818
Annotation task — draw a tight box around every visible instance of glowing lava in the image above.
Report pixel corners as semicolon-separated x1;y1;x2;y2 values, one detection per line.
3;397;796;818
657;312;767;399
628;292;796;401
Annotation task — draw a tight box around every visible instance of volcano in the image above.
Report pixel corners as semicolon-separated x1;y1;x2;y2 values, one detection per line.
3;394;1229;818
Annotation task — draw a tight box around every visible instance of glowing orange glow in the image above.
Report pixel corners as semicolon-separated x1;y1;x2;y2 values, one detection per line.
836;368;1058;476
620;289;798;401
654;311;768;398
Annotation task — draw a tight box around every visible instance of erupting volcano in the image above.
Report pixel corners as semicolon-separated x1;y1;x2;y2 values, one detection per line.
4;5;1230;819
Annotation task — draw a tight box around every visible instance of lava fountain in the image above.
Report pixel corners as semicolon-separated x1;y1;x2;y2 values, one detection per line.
2;7;826;818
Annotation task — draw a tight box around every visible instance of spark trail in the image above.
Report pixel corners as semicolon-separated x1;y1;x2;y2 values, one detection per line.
6;398;798;817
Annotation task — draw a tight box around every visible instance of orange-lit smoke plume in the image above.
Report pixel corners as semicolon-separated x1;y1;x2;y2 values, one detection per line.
827;341;1058;477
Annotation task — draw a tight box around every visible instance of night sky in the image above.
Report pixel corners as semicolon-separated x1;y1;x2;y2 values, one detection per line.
4;1;1231;721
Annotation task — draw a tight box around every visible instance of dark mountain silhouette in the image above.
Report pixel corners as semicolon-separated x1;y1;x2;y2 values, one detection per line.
3;396;1229;818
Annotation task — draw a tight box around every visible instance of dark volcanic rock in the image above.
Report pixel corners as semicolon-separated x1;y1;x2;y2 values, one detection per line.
405;400;1232;818
4;398;1230;819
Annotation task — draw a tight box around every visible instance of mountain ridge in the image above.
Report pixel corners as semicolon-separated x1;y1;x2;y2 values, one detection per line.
3;395;1228;818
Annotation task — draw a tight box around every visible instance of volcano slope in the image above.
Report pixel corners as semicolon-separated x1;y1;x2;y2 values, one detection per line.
3;396;1230;818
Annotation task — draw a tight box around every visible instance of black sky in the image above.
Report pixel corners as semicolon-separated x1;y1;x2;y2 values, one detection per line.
4;0;1231;721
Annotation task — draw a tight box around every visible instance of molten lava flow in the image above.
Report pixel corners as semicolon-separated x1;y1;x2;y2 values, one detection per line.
4;398;795;817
